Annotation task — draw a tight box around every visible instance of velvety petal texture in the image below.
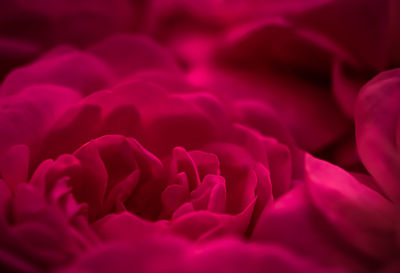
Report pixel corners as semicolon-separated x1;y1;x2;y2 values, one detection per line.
56;237;345;273
1;2;399;273
355;69;400;203
252;155;397;272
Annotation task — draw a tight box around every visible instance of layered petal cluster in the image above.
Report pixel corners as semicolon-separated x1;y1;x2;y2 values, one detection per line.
0;35;307;271
0;1;399;273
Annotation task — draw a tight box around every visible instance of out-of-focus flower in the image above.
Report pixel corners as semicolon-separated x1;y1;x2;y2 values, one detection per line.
147;0;400;171
0;0;147;79
55;237;346;273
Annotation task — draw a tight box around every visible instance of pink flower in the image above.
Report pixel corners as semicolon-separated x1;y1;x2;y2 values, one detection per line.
0;2;399;272
0;35;306;271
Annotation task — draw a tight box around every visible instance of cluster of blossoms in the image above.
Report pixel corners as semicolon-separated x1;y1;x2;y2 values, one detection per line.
0;1;399;273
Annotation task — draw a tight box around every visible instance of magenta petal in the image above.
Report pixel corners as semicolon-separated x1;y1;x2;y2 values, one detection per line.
56;237;344;273
170;199;255;241
73;141;108;220
56;238;187;273
1;50;114;96
217;19;333;77
0;145;29;192
161;184;188;217
94;212;168;242
305;154;396;260
204;143;257;214
291;0;392;70
263;136;292;198
195;66;350;152
235;100;294;147
89;34;180;78
146;98;218;155
252;184;375;272
184;239;345;273
355;68;400;202
170;147;201;191
188;150;220;179
40;103;102;160
4;184;85;269
0;84;80;157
